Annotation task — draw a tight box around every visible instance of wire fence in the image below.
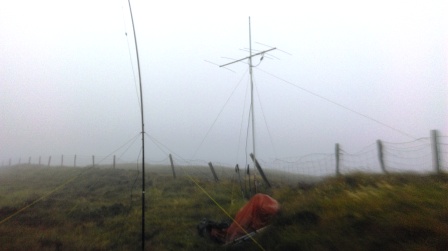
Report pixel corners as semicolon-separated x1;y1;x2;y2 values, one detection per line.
0;154;134;168
1;130;446;251
265;132;447;184
2;131;447;184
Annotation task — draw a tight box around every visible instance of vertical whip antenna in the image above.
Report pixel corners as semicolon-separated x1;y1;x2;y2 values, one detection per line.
126;0;146;250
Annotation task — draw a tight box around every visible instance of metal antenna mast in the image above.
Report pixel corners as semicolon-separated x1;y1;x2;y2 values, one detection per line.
219;17;276;173
249;17;256;169
126;0;146;250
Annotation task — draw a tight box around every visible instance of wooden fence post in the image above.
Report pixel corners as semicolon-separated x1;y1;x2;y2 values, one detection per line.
377;140;387;174
208;162;219;182
335;143;341;176
92;155;95;167
61;155;64;167
39;156;41;166
431;129;441;173
250;153;271;188
9;158;11;167
48;156;52;166
28;157;31;165
169;154;176;179
74;155;77;167
113;155;116;169
247;164;251;196
235;164;245;198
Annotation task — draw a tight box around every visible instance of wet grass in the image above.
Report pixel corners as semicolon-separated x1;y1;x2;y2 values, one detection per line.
0;165;447;250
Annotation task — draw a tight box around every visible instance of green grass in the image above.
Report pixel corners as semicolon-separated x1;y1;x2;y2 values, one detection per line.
0;165;447;250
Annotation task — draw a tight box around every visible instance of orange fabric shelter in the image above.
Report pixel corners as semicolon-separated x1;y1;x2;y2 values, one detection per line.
209;193;279;243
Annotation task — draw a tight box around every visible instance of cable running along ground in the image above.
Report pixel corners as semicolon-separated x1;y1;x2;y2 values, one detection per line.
0;132;142;226
141;133;266;250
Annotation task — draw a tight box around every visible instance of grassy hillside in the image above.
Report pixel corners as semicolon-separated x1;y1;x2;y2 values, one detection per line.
0;165;447;250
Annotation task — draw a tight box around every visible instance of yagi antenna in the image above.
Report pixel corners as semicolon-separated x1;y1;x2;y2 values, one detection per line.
204;60;236;73
219;47;276;68
256;41;292;56
217;17;276;190
240;48;279;60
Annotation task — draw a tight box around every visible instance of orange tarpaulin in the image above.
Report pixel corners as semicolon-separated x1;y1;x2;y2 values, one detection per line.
205;193;280;243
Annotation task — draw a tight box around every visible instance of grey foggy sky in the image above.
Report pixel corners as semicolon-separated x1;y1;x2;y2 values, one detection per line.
1;0;447;166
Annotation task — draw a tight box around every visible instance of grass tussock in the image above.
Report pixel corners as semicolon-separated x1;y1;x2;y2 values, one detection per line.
0;165;447;250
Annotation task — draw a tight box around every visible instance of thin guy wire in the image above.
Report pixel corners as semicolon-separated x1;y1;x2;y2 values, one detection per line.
254;81;279;159
192;69;249;158
121;1;141;109
255;68;416;140
236;79;250;164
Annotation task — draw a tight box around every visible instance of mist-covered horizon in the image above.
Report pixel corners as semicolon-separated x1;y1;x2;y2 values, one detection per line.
1;0;447;167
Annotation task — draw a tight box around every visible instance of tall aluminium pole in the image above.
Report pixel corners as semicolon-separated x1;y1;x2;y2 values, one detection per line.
126;0;146;250
248;17;256;170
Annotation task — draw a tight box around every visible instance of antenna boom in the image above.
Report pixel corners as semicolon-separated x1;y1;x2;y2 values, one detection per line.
219;47;276;68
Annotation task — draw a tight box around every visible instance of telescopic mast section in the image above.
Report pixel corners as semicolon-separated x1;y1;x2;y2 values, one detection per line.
126;1;146;250
219;17;276;173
